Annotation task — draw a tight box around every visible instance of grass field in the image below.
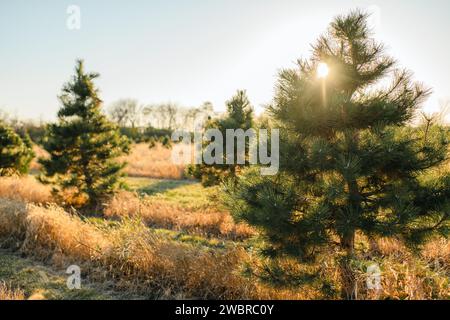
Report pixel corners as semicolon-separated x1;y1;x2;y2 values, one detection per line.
0;250;115;300
30;143;187;180
0;144;448;300
119;144;186;180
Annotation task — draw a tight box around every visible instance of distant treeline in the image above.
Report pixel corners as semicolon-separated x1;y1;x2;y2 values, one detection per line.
119;126;173;145
8;122;175;146
0;100;219;145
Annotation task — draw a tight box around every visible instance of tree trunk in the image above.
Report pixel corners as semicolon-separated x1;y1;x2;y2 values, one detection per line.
341;177;359;300
341;129;360;299
340;232;357;300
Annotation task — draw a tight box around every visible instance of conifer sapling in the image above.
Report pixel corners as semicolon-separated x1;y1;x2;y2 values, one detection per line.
223;11;450;299
40;60;129;209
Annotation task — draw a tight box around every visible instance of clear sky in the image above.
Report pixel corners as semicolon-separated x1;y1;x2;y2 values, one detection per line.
1;0;449;121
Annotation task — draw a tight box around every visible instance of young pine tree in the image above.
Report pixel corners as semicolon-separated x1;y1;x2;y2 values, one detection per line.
40;60;129;209
0;123;35;176
189;90;254;186
223;11;450;299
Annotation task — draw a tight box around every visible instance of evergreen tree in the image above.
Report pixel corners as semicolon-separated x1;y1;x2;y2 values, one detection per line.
189;90;254;186
223;11;450;299
0;123;35;176
40;60;129;209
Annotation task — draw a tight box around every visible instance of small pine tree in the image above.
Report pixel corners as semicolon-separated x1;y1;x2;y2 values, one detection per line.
223;11;450;299
0;123;35;176
190;90;254;186
40;60;129;209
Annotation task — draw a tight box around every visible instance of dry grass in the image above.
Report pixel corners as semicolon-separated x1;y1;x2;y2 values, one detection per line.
0;176;52;205
119;143;185;180
29;144;48;172
0;198;272;299
366;237;450;300
422;238;450;268
29;143;184;180
5;143;446;299
323;236;450;300
102;226;255;299
0;282;25;300
0;174;447;300
21;204;109;263
105;191;255;240
0;199;28;248
0;197;447;300
253;236;450;300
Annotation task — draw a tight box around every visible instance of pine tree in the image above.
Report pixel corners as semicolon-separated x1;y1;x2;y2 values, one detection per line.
189;90;254;186
0;123;35;176
40;60;129;209
223;11;450;299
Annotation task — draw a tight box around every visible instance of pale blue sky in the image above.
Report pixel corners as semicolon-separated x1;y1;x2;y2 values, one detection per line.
1;0;449;120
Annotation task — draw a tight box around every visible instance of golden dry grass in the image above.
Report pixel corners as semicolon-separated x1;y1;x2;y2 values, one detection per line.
0;176;52;205
367;237;450;300
29;144;48;172
0;199;28;247
0;175;448;299
119;143;185;180
422;238;450;268
0;282;25;300
254;236;450;300
0;198;275;299
30;143;184;180
21;204;109;263
0;197;448;299
105;191;255;240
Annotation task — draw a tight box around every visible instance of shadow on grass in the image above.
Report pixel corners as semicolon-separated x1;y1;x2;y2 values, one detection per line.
137;179;197;196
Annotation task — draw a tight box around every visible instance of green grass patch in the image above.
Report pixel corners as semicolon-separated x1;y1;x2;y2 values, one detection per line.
125;177;219;209
0;250;111;300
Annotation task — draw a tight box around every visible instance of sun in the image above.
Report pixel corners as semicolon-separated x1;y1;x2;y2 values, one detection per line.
317;62;329;79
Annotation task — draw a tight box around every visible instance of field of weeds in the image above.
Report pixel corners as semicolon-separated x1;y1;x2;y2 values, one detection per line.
0;173;448;300
30;143;186;180
119;143;186;180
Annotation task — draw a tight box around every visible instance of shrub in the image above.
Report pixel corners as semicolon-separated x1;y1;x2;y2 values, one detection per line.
39;60;129;209
0;123;34;176
190;90;254;186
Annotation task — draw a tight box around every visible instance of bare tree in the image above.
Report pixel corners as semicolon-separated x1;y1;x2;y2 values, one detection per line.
143;104;165;128
143;103;180;130
184;102;215;131
143;102;217;131
184;107;202;132
108;99;143;128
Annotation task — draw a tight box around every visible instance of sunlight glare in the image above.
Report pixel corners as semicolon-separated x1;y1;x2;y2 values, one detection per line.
317;62;329;79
